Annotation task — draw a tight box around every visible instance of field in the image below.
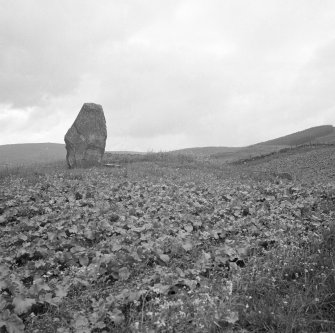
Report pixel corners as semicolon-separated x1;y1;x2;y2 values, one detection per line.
1;145;335;332
170;145;289;163
0;144;65;167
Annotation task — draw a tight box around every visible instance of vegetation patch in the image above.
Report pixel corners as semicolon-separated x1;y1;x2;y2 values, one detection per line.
0;151;334;332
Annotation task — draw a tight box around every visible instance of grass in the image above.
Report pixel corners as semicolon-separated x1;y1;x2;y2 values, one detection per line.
1;149;335;332
235;224;335;332
0;160;67;178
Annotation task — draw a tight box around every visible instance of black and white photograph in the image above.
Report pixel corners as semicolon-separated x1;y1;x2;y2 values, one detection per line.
0;1;335;332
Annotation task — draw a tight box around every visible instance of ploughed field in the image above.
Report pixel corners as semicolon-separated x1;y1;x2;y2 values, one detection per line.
0;145;335;332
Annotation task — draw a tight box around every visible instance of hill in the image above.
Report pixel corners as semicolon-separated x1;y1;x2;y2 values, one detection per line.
0;143;65;166
171;125;335;162
171;145;288;162
255;125;335;146
171;146;243;156
236;144;335;183
1;125;334;166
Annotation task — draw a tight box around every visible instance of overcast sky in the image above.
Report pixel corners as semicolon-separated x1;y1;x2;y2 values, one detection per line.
1;0;335;151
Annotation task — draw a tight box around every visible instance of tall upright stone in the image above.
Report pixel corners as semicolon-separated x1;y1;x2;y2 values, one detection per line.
64;103;107;168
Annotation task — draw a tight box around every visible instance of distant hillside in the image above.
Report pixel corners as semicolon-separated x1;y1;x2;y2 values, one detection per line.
0;143;65;166
2;125;334;167
106;151;146;155
170;125;335;162
171;146;242;156
239;145;335;183
255;125;335;146
170;145;289;163
313;130;335;144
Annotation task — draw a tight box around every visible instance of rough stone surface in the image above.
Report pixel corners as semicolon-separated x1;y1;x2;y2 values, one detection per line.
64;103;107;168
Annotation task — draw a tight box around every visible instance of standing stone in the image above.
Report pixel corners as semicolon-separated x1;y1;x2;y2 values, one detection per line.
64;103;107;168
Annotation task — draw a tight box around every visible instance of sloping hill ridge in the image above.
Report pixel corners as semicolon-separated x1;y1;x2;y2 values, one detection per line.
256;125;335;146
171;146;243;156
0;143;65;166
241;145;335;183
1;124;334;166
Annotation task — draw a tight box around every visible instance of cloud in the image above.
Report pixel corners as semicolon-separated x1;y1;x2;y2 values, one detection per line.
0;0;181;108
1;0;335;150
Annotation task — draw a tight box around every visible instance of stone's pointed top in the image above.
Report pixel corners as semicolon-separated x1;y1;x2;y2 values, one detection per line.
82;102;103;108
